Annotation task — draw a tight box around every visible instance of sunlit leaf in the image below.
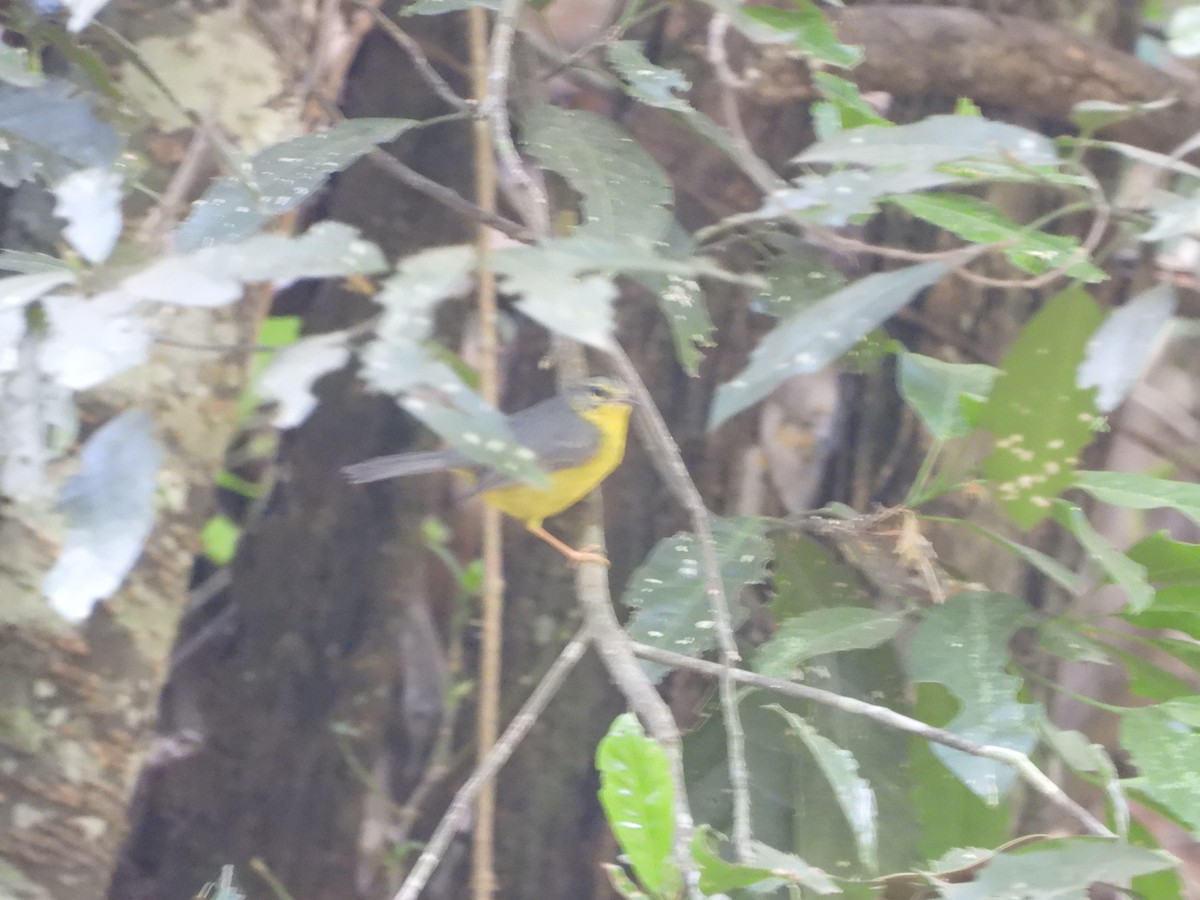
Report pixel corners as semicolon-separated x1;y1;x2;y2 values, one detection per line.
898;353;997;441
256;332;352;428
43;411;161;621
773;706;878;871
0;271;78;309
1078;284;1175;412
38;291;150;390
124;222;387;306
52;167;123;263
978;286;1104;528
201;514;241;565
742;0;862;68
710;262;946;429
755;607;903;679
596;714;679;897
907;592;1040;800
624;517;771;680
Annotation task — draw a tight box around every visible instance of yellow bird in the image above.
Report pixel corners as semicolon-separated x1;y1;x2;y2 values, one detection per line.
343;377;636;565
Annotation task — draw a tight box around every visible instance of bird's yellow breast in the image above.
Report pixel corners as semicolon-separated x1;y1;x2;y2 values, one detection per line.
481;402;632;527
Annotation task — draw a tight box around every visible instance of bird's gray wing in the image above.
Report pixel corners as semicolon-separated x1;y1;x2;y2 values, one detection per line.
343;448;471;484
471;395;599;494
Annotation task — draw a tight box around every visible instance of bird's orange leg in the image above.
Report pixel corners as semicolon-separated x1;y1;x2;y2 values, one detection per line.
526;524;610;567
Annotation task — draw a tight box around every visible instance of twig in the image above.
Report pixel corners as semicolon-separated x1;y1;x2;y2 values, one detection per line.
138;125;213;244
484;0;551;235
630;642;1115;839
606;347;754;862
354;1;472;112
574;518;702;896
468;2;504;895
391;626;592;900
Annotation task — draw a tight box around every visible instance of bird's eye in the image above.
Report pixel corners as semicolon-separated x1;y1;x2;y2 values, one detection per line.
588;383;608;398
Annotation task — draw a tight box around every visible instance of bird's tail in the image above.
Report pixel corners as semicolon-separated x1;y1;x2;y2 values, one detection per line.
342;449;463;484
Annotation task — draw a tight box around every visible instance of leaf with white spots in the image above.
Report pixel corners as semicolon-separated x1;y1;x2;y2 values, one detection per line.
176;118;419;250
256;331;352;428
1054;502;1153;613
978;286;1105;528
624;517;772;681
907;592;1042;800
43;411;161;621
771;706;878;871
754;607;904;679
1078;284;1175;412
710;261;947;429
596;714;680;897
123;222;387;306
522;104;673;243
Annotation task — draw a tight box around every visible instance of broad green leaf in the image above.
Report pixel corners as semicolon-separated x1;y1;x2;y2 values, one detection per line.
123;222;387;306
796;115;1057;168
754;608;903;679
1102;640;1195;701
0;78;122;187
742;0;862;68
907;592;1040;800
1078;284;1175;412
1123;586;1200;641
710;262;947;429
909;688;1010;861
43;411;161;621
811;72;890;136
522;105;672;243
1076;470;1200;526
648;272;713;375
744;842;841;894
1036;618;1110;663
1129;818;1185;900
978;286;1104;528
889;193;1106;283
177;118;418;251
1127;532;1200;586
1168;5;1200;56
769;533;872;619
754;245;846;318
596;714;679;896
691;827;775;894
1071;97;1176;132
1054;502;1153;613
941;837;1175;898
1123;710;1200;835
624;517;771;680
898;353;997;441
773;706;878;871
755;168;962;228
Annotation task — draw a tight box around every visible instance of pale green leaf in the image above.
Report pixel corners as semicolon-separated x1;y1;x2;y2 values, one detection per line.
1054;502;1153;612
1078;284;1175;412
898;353;997;441
1076;470;1200;525
755;608;903;679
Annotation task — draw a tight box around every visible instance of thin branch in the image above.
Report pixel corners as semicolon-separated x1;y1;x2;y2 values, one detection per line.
468;2;504;895
354;1;472;112
391;627;592;900
631;642;1115;839
606;346;754;861
366;148;532;240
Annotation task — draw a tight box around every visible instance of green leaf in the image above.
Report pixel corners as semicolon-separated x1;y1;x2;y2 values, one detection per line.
742;0;862;68
1123;710;1200;835
624;517;771;681
1076;470;1200;526
888;193;1105;283
1078;284;1176;412
710;261;947;429
1038;721;1128;837
0;44;44;88
898;353;997;441
754;608;903;679
939;518;1081;594
742;842;841;894
940;837;1175;898
769;533;873;619
202;514;241;565
691;827;775;894
1071;97;1176;132
177;118;419;251
812;72;890;134
596;714;679;896
1123;586;1200;641
522;104;672;243
1127;531;1200;585
796;115;1058;168
978;286;1104;528
772;706;878;871
123;222;388;306
754;245;846;318
1054;502;1153;613
0;250;73;275
907;592;1040;800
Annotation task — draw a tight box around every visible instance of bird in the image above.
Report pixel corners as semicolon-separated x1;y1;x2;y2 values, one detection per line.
343;377;636;565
